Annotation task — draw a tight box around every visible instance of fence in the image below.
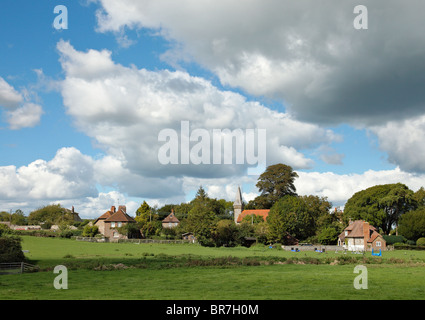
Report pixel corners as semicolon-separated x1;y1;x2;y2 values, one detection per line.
75;236;109;243
0;262;39;275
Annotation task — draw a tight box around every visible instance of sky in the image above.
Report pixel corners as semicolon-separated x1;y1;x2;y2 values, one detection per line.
1;0;425;219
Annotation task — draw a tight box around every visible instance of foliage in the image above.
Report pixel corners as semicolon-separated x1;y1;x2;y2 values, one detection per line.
136;201;151;217
382;235;407;245
82;225;99;237
416;237;425;246
398;207;425;241
344;183;416;234
0;235;25;263
267;195;331;242
28;204;76;226
317;227;339;245
247;164;298;209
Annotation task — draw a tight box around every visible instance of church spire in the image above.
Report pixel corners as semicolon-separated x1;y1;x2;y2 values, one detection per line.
234;186;243;223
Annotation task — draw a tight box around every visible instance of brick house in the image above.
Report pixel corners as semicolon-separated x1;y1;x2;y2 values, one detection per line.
94;205;136;240
162;210;180;229
338;220;387;252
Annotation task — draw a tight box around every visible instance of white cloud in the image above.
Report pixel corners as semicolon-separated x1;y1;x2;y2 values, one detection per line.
0;77;22;109
295;167;425;207
0;147;97;201
57;40;339;184
6;103;43;130
368;115;425;173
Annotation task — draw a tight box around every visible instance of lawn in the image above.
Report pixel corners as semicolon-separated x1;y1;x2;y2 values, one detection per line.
1;236;425;300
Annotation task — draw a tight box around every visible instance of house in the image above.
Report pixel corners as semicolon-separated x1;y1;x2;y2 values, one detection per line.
162;210;180;229
338;220;387;252
233;186;270;224
94;205;136;240
65;206;83;222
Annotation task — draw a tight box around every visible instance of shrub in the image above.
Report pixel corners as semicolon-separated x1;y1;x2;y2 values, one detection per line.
0;236;26;263
416;238;425;246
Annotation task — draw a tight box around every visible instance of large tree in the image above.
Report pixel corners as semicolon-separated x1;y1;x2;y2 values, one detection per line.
247;164;299;209
344;183;417;234
398;207;425;241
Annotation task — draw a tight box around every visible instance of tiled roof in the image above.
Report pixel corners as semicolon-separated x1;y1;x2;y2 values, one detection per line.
105;209;136;223
237;210;270;223
162;212;180;224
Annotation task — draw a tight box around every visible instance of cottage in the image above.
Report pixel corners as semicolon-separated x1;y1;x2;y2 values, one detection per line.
162;210;180;229
94;205;136;240
338;220;387;252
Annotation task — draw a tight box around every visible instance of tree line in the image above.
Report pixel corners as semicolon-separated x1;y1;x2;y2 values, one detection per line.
2;163;425;247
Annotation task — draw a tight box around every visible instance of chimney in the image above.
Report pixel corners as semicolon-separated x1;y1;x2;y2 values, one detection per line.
111;206;116;213
72;206;74;213
118;205;126;213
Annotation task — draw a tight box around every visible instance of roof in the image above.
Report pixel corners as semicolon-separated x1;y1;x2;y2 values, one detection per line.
338;220;378;240
162;212;180;224
237;209;270;223
105;209;136;223
94;209;114;224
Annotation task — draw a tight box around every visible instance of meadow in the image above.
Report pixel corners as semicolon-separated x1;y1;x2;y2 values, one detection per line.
1;236;425;300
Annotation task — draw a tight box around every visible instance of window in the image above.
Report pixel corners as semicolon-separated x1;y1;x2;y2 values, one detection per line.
111;222;115;228
113;232;119;238
345;231;348;236
376;241;381;247
118;222;122;228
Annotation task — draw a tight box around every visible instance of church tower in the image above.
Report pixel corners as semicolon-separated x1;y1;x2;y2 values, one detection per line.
234;186;243;224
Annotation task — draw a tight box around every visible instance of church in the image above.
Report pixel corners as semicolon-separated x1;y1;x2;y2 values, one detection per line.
233;186;270;224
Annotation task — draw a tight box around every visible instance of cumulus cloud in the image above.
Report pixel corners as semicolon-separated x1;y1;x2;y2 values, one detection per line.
0;77;22;108
295;168;425;207
0;147;97;201
370;115;425;173
94;0;425;127
0;77;44;129
57;40;339;184
6;103;44;130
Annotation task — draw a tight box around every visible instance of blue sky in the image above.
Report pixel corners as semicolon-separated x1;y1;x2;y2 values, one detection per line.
1;1;424;218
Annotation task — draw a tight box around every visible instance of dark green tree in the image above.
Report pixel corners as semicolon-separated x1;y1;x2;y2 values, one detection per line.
398;207;425;241
248;164;299;209
344;183;416;234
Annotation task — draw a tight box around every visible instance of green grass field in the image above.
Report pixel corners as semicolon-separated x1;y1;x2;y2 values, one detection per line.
1;236;425;300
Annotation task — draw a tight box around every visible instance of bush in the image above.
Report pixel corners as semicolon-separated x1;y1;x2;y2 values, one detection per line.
0;236;26;263
383;235;407;245
416;238;425;246
82;225;99;238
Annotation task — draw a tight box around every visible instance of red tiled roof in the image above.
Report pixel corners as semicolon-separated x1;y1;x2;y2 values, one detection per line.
237;210;270;223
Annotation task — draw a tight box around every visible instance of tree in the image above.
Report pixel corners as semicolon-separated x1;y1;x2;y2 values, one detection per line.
11;210;27;225
0;235;25;263
211;220;239;247
28;204;74;226
136;201;151;217
344;183;417;234
398;207;425;241
185;197;217;246
249;164;299;209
